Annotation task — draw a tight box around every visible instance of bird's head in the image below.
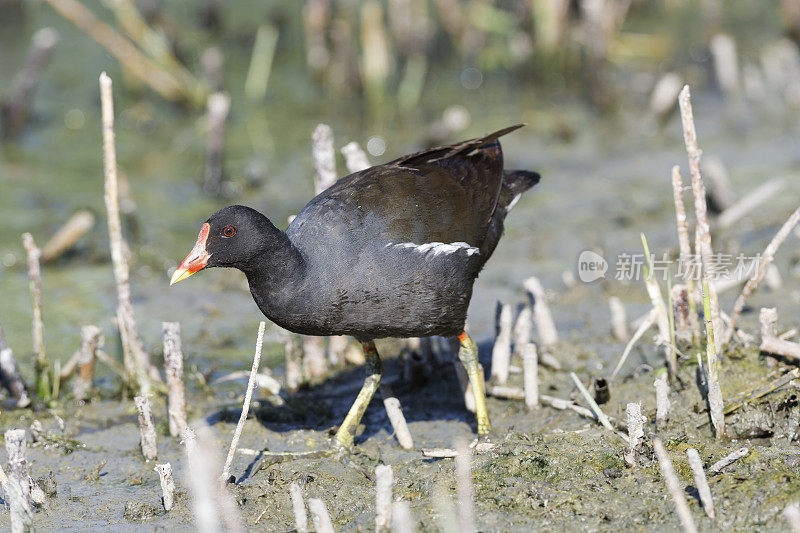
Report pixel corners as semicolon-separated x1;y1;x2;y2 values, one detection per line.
170;205;272;284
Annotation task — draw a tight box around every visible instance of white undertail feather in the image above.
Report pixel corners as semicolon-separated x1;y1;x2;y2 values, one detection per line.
387;241;479;257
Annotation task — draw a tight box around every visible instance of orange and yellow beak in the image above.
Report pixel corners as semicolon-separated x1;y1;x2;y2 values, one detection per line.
170;223;211;285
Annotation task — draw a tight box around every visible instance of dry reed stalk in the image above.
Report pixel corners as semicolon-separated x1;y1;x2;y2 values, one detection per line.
391;499;414;533
284;334;302;392
454;440;475;533
608;296;628;341
708;447;748;474
679;86;723;339
375;464;393;532
702;280;724;439
524;277;558;347
380;385;414;450
649;72;683;121
670;284;693;346
203;92;231;196
308;498;335;533
513;305;533;357
703;156;736;212
610;308;656;379
490;302;513;384
1;27;58;139
154;463;175;511
570;372;628;442
421;442;497;458
183;426;245;533
22;232;51;401
100;72;155;395
73;325;102;401
4;430;33;533
302;0;331;79
784;502;800;533
134;395;158;460
540;351;562;371
163;322;187;437
0;325;30;407
623;403;645;466
41;210;95;262
312;123;337;194
521;343;538;409
653;439;698;533
327;335;348;366
716;178;785;230
710;34;740;97
761;308;779;340
360;1;391;108
726;205;800;344
686;448;715;519
341;141;371;172
760;337;800;360
289;483;309;533
302;336;327;380
487;384;525;400
244;24;278;101
47;0;196;102
453;359;476;412
654;374;671;427
221;321;265;482
640;234;674;377
109;0;201;96
303;127;335;375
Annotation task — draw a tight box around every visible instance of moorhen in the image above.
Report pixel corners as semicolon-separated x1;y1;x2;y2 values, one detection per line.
171;124;539;450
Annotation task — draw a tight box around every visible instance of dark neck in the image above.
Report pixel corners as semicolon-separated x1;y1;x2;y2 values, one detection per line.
239;220;306;321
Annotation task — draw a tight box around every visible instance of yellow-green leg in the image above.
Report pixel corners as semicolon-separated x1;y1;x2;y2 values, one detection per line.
458;331;491;435
334;340;383;448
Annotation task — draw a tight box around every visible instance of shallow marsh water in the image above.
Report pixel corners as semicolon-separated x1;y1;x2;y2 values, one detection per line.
2;2;800;531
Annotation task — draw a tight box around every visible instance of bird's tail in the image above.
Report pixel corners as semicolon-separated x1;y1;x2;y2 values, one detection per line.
497;169;541;211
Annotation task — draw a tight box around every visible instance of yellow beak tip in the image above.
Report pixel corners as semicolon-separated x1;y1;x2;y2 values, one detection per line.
170;268;192;286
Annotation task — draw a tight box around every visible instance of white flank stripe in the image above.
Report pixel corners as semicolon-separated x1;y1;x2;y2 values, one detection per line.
505;193;522;212
387;241;479;257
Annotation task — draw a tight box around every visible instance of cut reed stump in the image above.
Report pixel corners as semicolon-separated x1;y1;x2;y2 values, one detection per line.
100;72;159;395
380;385;414;450
289;483;309;533
73;325;102;401
41;210;95;263
163;322;187;436
134;395;158;460
670;166;700;342
4;429;33;533
203;92;230;196
679;86;722;340
702;280;724;439
375;464;393;532
154;463;175;511
490;302;513;385
22;232;50;401
524;276;558;348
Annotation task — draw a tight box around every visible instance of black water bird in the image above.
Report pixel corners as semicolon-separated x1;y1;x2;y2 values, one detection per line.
171;124;540;450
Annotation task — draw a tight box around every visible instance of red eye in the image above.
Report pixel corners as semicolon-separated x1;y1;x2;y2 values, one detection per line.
223;226;235;237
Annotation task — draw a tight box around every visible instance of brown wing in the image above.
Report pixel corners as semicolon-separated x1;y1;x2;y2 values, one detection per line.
288;125;521;250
